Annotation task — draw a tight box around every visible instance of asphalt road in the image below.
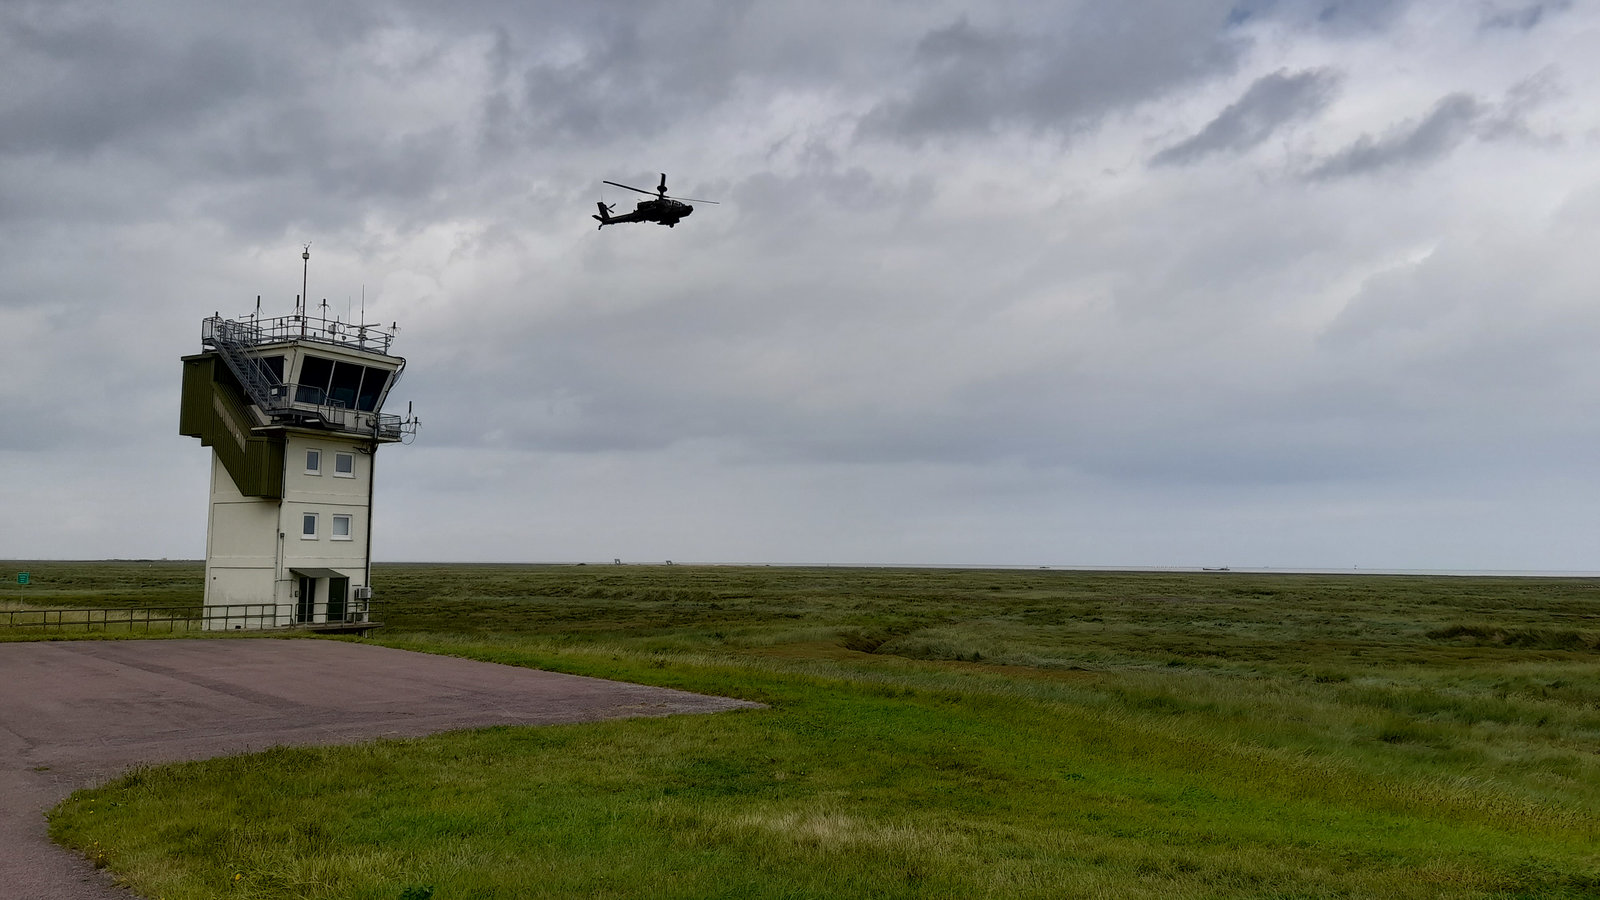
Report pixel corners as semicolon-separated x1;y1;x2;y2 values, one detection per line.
0;639;760;899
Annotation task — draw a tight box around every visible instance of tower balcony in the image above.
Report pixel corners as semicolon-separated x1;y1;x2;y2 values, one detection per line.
256;383;408;440
196;314;412;443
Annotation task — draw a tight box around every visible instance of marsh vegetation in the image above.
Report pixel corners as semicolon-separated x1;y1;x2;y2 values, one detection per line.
24;563;1600;897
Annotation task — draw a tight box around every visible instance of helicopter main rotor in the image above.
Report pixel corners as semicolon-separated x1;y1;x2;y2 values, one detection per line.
602;173;718;205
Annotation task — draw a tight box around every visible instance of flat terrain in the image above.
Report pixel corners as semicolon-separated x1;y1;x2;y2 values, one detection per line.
6;562;1600;898
0;637;756;900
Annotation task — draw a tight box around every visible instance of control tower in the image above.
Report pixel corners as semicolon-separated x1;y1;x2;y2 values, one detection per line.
179;266;415;630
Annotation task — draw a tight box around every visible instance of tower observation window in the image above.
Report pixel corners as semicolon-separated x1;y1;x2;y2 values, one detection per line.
293;353;391;412
256;355;285;383
329;362;363;409
296;355;334;404
356;369;390;412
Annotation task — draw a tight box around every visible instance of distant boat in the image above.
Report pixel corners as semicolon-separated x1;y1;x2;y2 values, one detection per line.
1202;567;1231;572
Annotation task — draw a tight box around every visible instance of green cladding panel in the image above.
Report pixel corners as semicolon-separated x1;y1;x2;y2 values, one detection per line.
179;355;284;499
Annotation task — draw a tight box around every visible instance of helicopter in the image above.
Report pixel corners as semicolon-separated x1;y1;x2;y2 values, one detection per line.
594;173;718;229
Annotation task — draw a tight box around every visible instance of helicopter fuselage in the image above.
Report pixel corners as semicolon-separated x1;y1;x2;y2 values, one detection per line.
595;174;716;229
595;198;694;228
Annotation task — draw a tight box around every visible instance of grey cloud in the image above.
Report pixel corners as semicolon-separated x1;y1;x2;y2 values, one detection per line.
0;24;262;156
1304;0;1410;30
0;4;433;238
1302;71;1558;182
1308;92;1484;179
485;5;757;147
859;6;1248;143
470;4;905;154
1224;0;1411;34
0;2;389;158
1482;2;1572;31
1471;69;1561;143
1151;68;1341;166
3;0;1599;567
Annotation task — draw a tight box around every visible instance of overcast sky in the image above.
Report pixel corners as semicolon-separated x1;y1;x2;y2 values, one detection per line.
3;0;1598;569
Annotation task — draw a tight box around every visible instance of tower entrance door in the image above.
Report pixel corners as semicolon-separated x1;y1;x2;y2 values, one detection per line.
328;577;349;623
296;576;316;623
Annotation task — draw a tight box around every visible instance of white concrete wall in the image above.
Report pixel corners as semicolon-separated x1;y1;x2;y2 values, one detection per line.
203;433;378;627
281;434;372;585
204;566;280;630
206;457;279;564
203;454;281;628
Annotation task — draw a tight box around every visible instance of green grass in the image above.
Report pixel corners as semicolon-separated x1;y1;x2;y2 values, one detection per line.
31;563;1600;898
0;559;201;608
0;560;206;639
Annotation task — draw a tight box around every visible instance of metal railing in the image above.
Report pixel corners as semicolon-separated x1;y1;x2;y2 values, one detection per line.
259;383;404;439
205;312;397;355
2;600;374;634
288;597;373;628
202;315;407;440
204;316;286;413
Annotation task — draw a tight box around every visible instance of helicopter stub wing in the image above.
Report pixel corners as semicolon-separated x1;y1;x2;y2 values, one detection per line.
594;208;654;228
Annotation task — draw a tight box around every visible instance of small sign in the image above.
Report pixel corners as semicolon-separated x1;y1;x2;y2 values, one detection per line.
16;573;29;585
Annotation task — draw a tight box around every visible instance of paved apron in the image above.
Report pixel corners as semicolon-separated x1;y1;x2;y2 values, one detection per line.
0;639;758;899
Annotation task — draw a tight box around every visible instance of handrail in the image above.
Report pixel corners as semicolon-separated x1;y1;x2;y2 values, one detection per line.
258;383;404;439
1;599;375;633
205;313;396;355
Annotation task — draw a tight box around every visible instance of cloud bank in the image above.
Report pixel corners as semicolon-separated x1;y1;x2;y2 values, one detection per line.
2;1;1599;569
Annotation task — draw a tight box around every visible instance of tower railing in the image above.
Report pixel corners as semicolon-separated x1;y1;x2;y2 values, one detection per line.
202;316;409;441
260;383;406;440
204;316;285;412
206;312;397;354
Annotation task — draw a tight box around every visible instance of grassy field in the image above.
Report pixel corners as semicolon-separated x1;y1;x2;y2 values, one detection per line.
1;559;201;610
0;560;206;635
20;562;1600;898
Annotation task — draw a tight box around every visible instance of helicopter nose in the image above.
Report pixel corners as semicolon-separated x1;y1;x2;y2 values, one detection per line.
681;206;692;217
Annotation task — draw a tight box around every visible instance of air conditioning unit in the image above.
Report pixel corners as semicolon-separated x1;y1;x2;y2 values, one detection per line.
354;586;373;600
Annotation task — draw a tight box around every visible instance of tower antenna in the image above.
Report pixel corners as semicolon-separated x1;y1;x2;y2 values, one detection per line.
300;243;311;337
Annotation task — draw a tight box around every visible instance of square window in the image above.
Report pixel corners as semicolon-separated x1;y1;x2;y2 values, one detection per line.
334;453;355;477
305;449;321;474
332;515;352;540
301;512;318;538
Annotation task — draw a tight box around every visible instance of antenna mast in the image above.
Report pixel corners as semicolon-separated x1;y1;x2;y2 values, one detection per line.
300;243;311;337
